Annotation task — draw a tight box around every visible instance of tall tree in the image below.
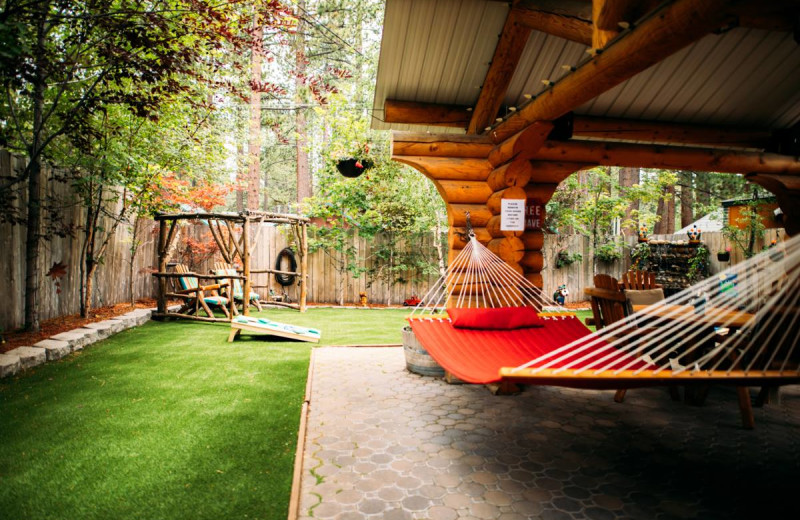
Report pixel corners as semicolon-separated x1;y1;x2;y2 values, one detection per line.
618;167;639;235
679;171;694;228
247;16;264;210
294;1;312;204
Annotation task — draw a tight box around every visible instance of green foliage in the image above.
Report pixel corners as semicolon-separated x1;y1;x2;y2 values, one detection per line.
595;241;622;263
687;244;709;282
630;242;651;270
304;94;443;303
722;200;768;258
555;250;582;269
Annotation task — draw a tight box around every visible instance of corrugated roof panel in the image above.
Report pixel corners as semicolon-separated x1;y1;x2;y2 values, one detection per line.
630;37;723;121
374;0;800;134
412;1;461;102
455;3;509;106
712;33;800;126
684;30;784;125
505;35;588;109
436;2;502;105
770;87;800;128
394;2;437;100
372;0;506;132
371;0;411;129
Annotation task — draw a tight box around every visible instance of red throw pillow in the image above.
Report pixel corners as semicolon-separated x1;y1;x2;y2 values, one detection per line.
447;307;543;330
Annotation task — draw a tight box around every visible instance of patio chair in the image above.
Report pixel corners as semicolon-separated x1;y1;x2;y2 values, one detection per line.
213;262;263;312
585;274;679;403
173;264;230;319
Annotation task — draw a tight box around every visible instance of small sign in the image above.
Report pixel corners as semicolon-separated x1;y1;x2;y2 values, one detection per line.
525;198;545;231
501;199;525;231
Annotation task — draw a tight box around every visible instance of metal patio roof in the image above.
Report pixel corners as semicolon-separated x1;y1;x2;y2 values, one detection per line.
372;0;800;136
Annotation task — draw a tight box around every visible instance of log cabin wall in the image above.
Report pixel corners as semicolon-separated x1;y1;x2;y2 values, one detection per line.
393;132;597;290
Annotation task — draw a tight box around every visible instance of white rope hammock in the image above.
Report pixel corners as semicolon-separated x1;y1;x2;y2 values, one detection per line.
410;213;800;383
507;233;800;380
410;228;565;318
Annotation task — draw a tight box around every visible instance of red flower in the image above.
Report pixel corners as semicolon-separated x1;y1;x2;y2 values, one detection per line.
355;160;363;169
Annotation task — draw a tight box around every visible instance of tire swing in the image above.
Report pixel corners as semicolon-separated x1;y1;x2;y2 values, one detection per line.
275;248;297;287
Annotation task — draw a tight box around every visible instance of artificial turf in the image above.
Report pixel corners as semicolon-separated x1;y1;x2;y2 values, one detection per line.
0;307;412;520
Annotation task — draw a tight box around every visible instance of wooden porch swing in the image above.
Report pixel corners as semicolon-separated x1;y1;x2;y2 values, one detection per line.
152;210;310;322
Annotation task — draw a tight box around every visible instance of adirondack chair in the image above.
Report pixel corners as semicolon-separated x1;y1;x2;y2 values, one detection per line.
213;262;262;312
619;269;662;291
585;274;679;403
173;264;230;319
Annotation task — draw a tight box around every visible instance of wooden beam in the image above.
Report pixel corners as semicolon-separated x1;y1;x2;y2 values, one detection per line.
572;115;772;148
384;99;471;128
592;0;621;49
746;173;800;236
467;11;532;134
392;156;493;181
531;140;800;175
512;5;592;46
489;0;739;143
391;132;493;158
488;121;554;166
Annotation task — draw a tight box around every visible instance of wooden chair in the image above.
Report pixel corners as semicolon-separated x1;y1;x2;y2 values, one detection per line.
619;269;662;290
173;264;230;319
213;262;263;312
585;274;680;403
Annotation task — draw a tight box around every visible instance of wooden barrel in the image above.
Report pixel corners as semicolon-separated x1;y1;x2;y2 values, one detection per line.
402;327;445;377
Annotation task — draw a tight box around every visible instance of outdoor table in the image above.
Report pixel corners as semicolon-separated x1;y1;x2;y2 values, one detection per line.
632;304;754;329
633;303;757;405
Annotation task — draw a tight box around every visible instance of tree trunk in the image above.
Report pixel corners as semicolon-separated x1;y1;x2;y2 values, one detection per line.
696;171;710;211
128;214;141;306
24;8;49;332
618;166;639;234
246;17;263;210
654;184;676;235
434;211;446;277
295;0;311;204
665;184;676;234
679;171;694;228
236;142;245;212
80;188;98;318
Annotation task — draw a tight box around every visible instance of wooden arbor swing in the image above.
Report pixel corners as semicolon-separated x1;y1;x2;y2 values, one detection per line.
152;210;309;322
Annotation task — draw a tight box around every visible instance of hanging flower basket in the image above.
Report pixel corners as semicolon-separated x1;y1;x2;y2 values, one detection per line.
336;158;373;178
717;251;730;262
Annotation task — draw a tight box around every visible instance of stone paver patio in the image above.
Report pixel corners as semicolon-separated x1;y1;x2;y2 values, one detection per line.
298;347;800;520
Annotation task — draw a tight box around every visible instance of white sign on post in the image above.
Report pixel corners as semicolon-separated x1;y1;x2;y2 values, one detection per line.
500;199;525;231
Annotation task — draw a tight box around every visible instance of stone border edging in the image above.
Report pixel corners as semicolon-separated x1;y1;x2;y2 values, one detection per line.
0;308;154;379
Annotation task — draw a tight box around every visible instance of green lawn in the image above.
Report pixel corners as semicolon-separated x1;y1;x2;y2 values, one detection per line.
0;306;589;520
0;307;411;520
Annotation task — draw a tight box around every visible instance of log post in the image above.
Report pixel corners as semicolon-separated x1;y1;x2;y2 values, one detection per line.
157;219;168;315
242;218;251;317
300;222;308;312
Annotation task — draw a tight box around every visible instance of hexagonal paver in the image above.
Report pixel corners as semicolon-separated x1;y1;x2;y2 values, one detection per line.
296;347;800;520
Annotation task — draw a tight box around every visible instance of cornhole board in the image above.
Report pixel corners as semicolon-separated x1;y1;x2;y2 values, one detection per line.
228;316;321;343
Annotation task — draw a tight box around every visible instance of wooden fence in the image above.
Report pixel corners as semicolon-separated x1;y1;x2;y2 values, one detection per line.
0;150;160;331
2;149;788;329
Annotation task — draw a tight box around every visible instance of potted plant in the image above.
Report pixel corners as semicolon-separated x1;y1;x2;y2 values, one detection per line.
336;143;374;178
717;246;731;262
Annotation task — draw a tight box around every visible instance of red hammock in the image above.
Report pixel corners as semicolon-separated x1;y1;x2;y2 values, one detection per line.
408;314;646;384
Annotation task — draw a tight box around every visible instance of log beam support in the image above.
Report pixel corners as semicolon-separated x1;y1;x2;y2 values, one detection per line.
489;0;739;142
384;99;472;128
467;10;532;134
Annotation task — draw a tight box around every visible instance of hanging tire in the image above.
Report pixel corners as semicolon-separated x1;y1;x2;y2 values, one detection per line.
275;248;297;286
